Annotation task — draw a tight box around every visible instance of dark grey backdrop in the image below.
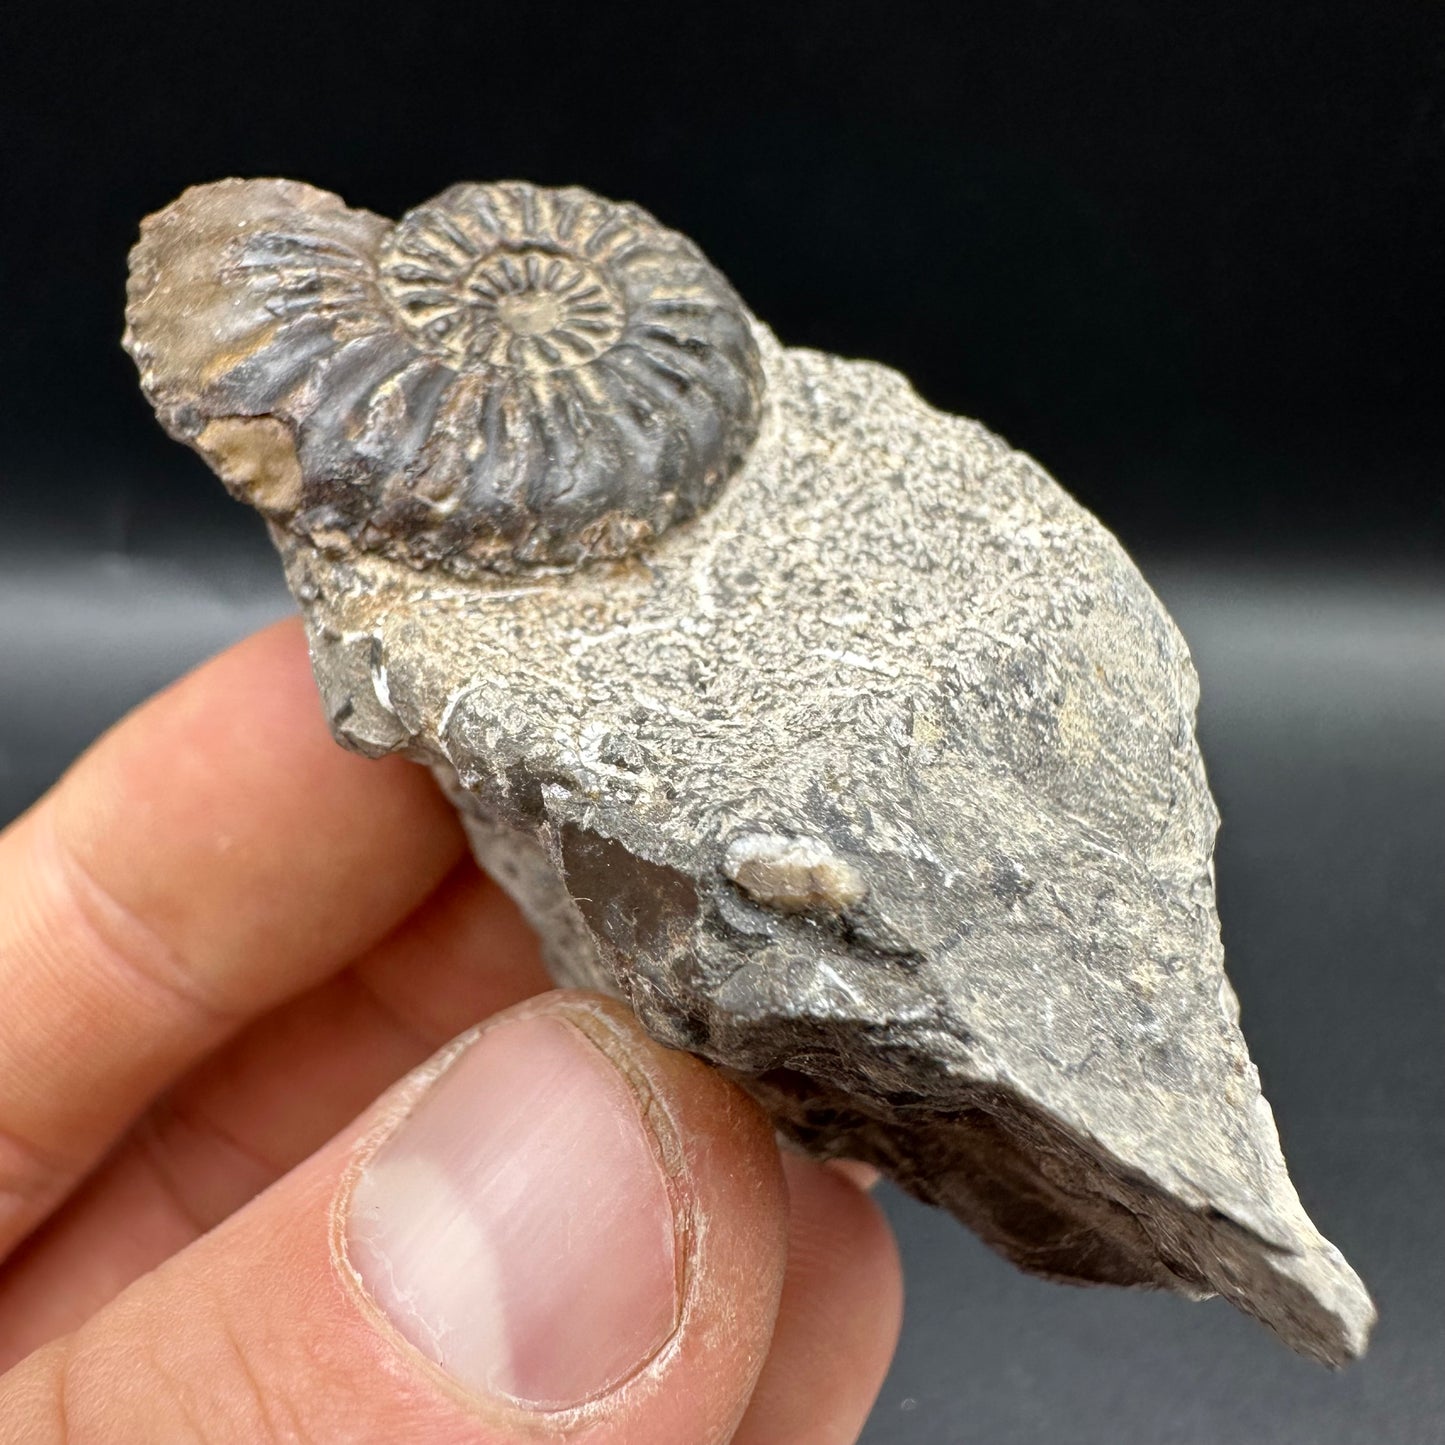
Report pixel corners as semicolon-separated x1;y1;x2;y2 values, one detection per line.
2;2;1442;1440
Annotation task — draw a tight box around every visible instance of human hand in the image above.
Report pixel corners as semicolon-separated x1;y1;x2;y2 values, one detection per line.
0;619;902;1442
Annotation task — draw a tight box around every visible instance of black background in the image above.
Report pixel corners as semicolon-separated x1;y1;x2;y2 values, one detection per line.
1;3;1442;1441
5;0;1445;562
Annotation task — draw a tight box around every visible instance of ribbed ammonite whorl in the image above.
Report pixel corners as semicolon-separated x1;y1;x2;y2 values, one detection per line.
123;179;765;572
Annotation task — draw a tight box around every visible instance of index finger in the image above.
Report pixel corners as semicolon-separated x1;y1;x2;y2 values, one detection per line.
0;617;464;1258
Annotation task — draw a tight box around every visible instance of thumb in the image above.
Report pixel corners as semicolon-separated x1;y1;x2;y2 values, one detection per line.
2;992;789;1443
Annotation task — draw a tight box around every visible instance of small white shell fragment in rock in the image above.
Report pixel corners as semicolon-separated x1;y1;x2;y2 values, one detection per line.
723;833;868;914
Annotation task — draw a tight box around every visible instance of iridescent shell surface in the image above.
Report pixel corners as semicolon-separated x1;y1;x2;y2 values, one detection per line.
124;179;765;571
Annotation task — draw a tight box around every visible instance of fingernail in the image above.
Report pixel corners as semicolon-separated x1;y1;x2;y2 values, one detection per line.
344;1010;680;1410
827;1158;883;1192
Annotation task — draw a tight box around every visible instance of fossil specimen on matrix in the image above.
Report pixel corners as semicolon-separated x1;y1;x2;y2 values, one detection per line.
125;177;1376;1365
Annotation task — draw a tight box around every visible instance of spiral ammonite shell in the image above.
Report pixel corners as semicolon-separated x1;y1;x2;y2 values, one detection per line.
124;179;765;571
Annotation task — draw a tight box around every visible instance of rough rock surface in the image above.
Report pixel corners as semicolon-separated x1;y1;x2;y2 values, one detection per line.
284;327;1371;1364
125;180;1375;1366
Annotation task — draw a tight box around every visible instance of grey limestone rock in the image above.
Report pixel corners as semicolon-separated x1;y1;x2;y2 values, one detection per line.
124;178;1375;1365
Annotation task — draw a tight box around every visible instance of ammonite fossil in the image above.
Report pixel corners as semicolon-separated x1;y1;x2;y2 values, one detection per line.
124;179;764;572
